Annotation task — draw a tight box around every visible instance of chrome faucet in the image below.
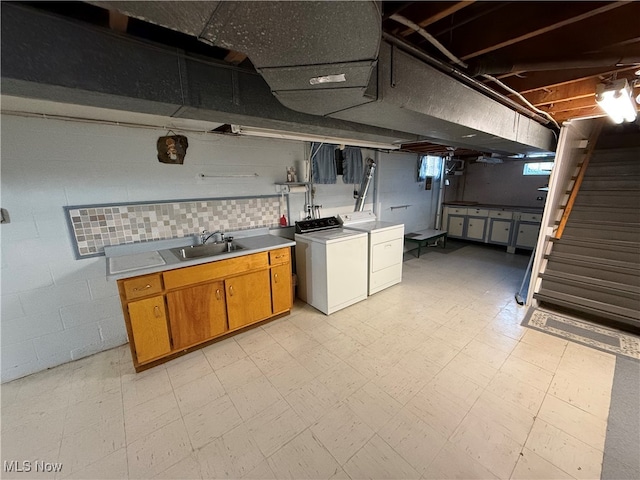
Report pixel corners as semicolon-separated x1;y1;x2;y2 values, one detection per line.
200;230;224;244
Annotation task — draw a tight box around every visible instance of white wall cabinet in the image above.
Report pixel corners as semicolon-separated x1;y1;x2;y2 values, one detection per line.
466;217;487;241
489;219;512;245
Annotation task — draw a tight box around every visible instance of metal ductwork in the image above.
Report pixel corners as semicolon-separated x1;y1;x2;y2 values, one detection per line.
2;2;556;154
93;1;381;116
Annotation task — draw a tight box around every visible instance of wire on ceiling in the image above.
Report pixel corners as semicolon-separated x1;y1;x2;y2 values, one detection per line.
388;14;561;130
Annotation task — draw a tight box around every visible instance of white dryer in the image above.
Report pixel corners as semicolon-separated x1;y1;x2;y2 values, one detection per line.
295;218;368;315
339;211;405;295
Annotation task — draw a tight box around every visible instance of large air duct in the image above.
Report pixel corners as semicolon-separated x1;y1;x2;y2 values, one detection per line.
2;2;556;154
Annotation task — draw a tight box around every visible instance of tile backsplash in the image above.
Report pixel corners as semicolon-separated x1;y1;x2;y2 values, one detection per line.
65;195;286;258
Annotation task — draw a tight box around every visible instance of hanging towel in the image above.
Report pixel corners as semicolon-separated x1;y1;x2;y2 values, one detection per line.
342;147;364;184
311;142;337;184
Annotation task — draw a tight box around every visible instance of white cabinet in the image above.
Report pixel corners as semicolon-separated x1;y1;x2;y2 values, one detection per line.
515;223;540;248
489;219;512;245
443;205;541;251
466;217;487;241
447;215;465;237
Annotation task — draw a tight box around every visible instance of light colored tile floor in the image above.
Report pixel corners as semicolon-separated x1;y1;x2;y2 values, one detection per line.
1;244;620;479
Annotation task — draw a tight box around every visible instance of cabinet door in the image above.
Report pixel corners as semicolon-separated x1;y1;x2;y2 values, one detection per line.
271;264;292;314
447;215;465;237
226;270;272;330
489;219;512;245
466;217;486;241
516;223;540;248
166;281;227;350
128;296;171;363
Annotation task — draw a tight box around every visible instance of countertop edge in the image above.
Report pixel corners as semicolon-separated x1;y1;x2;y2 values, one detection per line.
107;235;295;281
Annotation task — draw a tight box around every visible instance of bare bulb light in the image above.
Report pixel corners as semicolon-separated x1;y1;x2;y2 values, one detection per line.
595;79;638;124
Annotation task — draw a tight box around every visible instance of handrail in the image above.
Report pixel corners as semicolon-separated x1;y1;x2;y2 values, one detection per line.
555;120;603;239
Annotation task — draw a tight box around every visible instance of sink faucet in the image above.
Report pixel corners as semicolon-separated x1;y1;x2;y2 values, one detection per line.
200;230;224;244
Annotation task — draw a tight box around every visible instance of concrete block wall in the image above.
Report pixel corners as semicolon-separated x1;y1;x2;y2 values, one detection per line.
1;112;438;382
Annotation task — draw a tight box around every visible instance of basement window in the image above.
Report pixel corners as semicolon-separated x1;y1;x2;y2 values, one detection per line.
523;161;554;176
418;155;442;181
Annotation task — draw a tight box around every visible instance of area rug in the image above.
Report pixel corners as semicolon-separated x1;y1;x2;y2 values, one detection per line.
522;308;640;360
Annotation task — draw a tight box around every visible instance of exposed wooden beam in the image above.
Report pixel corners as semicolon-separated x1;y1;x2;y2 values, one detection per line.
539;97;599;114
554;107;606;124
458;1;629;61
108;10;128;32
224;50;247;65
497;65;639;94
524;78;604;106
399;1;475;37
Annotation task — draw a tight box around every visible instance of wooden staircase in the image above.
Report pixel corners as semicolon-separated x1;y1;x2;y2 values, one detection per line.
534;128;640;333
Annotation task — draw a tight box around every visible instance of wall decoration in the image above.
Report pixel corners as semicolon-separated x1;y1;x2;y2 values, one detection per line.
157;135;188;164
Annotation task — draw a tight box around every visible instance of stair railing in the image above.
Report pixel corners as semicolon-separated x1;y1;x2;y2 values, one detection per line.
555;120;603;239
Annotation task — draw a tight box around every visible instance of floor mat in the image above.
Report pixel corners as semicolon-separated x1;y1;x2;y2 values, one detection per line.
522;308;640;360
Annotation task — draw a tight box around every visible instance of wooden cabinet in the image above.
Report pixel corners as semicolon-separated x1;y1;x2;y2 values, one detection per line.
226;269;272;330
127;296;171;363
166;281;227;350
271;263;292;314
118;246;292;371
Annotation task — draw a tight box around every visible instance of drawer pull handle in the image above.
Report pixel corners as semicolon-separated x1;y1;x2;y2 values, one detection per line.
275;255;285;259
216;289;221;300
229;286;234;296
274;273;279;283
133;284;152;292
154;306;161;318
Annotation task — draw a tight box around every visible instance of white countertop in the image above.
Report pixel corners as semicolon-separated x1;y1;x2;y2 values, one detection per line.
105;229;295;281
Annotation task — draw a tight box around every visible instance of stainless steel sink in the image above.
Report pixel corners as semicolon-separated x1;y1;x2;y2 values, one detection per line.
170;242;244;261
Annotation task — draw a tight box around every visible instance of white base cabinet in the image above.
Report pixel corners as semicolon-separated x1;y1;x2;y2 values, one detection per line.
443;206;541;251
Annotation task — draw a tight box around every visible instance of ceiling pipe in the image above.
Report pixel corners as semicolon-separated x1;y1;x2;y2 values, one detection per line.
468;55;640;76
387;14;560;130
382;33;556;129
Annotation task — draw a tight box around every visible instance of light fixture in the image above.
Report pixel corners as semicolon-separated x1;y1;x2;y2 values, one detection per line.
595;79;638;124
229;125;402;150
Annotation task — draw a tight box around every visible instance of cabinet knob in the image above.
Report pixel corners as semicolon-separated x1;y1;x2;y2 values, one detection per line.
274;273;279;283
216;289;221;300
229;285;234;296
154;305;161;318
134;284;152;292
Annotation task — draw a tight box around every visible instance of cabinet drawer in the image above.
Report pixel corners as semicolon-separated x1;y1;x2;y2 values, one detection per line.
520;213;542;222
468;208;489;217
269;247;290;265
447;207;468;215
164;252;269;289
122;274;163;300
489;210;513;220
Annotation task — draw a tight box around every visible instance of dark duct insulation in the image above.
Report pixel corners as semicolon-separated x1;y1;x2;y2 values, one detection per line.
2;2;556;154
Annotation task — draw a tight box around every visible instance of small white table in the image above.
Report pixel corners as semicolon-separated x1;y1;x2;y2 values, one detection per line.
404;229;448;257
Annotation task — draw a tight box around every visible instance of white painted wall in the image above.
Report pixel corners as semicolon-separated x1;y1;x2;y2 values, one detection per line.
1;113;435;382
377;151;441;233
457;160;548;208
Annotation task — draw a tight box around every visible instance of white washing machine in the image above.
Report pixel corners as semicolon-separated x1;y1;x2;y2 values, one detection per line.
295;217;368;315
339;211;405;295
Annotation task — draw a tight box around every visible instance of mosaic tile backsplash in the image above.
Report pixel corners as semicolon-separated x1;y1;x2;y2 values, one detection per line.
65;196;286;258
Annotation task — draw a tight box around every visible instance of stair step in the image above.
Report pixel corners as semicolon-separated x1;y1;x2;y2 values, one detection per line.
561;223;640;243
541;271;640;296
585;164;640;176
533;290;640;328
553;236;640;252
569;205;640;223
544;258;640;286
545;251;640;274
573;195;640;208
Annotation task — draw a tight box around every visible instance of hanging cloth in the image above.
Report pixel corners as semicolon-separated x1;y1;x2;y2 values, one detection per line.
342;147;364;184
311;142;337;184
